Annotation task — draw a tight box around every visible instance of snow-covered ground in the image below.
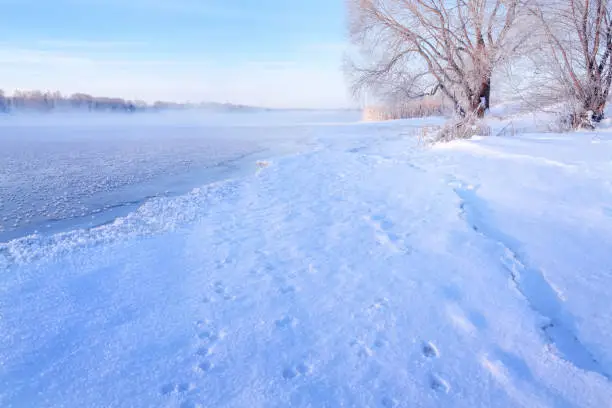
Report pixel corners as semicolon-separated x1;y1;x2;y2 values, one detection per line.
1;113;611;407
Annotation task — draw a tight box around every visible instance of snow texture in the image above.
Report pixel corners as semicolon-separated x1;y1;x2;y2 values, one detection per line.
1;112;611;407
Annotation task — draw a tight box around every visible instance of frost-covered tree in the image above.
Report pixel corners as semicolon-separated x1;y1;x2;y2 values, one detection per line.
533;0;612;127
347;0;529;118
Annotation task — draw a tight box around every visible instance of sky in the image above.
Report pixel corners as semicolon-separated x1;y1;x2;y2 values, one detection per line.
0;0;351;108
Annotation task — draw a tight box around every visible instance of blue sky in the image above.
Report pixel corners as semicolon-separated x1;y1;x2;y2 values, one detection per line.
0;0;350;108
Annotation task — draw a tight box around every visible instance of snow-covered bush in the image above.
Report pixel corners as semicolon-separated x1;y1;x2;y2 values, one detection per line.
437;113;491;143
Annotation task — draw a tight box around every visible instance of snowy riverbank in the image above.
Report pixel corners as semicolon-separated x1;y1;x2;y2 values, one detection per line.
1;117;611;407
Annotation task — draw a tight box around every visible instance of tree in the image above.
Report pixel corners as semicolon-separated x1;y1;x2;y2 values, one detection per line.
70;93;94;110
0;90;6;112
347;0;528;118
533;0;612;127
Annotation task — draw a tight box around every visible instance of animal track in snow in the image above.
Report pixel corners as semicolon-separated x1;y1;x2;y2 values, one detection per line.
282;367;298;379
161;317;225;399
381;396;399;407
214;281;225;293
422;342;439;358
193;326;225;377
364;214;410;254
195;360;214;373
279;285;297;295
160;384;174;395
193;324;227;374
160;382;193;395
275;316;298;329
210;281;236;301
197;328;226;344
296;362;312;375
196;346;214;357
282;362;312;379
371;214;394;229
429;374;450;394
198;331;217;342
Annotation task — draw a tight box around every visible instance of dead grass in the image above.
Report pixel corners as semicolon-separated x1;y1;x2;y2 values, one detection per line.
362;96;451;121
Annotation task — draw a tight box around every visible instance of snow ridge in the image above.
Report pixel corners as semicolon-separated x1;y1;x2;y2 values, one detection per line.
0;180;240;266
451;181;611;380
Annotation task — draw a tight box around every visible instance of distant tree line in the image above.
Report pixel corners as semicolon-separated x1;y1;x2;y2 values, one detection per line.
0;89;259;113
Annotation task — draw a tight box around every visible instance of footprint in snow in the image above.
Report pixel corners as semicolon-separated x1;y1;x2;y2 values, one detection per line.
275;316;298;329
371;214;395;231
279;285;297;295
197;330;222;343
296;362;312;375
160;384;174;395
429;374;450;394
282;362;312;379
207;281;237;302
366;214;410;253
422;342;440;358
381;396;399;407
160;382;193;395
193;326;227;373
196;346;214;357
282;367;299;379
195;360;214;374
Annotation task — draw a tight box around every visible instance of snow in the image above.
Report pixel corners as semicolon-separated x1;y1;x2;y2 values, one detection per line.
1;113;611;407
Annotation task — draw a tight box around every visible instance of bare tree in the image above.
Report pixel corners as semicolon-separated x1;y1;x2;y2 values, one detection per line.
533;0;612;127
0;89;6;112
347;0;528;118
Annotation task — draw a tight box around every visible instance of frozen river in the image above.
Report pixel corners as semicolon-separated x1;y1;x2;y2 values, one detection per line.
0;110;359;241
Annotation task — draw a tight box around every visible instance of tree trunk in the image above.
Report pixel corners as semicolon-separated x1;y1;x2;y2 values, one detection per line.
578;94;607;128
469;78;491;118
477;78;491;118
590;98;606;122
593;105;605;122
